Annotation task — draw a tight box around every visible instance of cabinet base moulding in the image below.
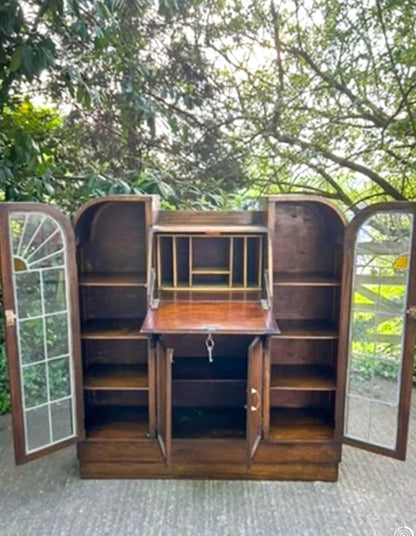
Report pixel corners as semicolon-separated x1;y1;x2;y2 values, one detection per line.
77;438;341;465
79;461;339;481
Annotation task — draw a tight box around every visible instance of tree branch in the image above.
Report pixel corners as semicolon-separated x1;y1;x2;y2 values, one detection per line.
273;132;406;200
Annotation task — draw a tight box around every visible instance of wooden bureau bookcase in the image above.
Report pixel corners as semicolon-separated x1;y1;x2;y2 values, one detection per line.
1;195;415;480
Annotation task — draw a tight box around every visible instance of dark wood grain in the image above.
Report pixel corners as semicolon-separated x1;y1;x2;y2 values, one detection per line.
273;319;338;339
271;365;336;391
86;406;149;439
81;318;147;339
78;438;340;464
269;408;334;442
246;337;263;465
156;340;173;465
83;364;148;390
80;461;338;481
141;301;278;334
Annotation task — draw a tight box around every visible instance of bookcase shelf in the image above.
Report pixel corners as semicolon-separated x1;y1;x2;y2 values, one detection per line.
84;364;148;390
79;272;147;287
86;407;149;440
273;320;339;340
273;272;341;287
271;365;336;391
81;319;147;340
269;408;335;442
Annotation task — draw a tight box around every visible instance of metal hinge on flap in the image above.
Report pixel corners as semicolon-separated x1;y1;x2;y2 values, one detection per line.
5;310;16;327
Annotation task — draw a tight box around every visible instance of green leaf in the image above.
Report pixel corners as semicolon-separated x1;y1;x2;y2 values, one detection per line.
9;47;22;72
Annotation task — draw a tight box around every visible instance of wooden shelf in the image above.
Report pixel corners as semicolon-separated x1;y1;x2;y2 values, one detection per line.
271;365;336;391
192;267;230;274
274;320;338;339
160;285;261;292
82;319;147;340
79;272;146;287
84;365;148;390
273;272;341;287
153;224;269;233
86;407;149;440
172;407;246;439
269;409;334;442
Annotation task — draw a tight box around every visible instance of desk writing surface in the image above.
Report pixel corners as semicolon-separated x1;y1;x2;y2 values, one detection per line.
141;300;279;335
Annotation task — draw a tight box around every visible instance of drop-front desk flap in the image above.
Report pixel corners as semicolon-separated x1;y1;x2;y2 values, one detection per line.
140;300;279;335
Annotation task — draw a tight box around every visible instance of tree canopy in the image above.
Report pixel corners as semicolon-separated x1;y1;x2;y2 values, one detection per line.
1;0;416;210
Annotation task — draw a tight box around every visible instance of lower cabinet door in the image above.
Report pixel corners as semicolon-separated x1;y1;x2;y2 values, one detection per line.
155;338;173;465
246;336;264;466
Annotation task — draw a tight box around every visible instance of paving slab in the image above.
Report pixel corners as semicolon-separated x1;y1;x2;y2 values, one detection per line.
0;393;415;536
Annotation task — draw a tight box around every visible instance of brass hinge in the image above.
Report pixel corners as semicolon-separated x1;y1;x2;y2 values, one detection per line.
407;306;416;320
5;309;16;327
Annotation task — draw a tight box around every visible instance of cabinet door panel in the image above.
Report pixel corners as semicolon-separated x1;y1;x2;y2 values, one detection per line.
0;204;83;464
155;339;173;465
246;336;263;466
339;204;416;459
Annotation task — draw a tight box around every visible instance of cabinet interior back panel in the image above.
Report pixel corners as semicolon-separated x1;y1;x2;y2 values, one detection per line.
81;202;147;273
82;287;147;319
273;204;343;274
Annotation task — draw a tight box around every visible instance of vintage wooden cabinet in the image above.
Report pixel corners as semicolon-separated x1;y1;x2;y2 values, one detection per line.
0;195;415;480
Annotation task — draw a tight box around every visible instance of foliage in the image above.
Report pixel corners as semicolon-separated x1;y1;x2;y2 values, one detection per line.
0;317;10;414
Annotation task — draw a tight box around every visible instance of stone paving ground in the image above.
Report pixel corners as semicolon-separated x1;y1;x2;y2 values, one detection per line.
0;394;415;536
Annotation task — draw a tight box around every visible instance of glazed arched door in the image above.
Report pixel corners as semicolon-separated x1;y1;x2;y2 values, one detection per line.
338;203;416;459
0;203;84;464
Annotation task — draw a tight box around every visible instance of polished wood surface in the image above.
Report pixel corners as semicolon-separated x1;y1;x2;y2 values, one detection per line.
246;337;263;465
269;409;334;442
156;341;172;465
78;438;340;464
274;319;338;339
141;301;278;334
82;319;146;339
80;461;338;481
271;365;336;391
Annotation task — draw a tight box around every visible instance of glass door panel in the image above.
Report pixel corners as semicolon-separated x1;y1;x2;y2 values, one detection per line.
0;205;83;463
343;206;416;458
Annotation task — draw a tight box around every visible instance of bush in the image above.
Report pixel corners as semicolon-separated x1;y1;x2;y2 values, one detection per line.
0;319;10;414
